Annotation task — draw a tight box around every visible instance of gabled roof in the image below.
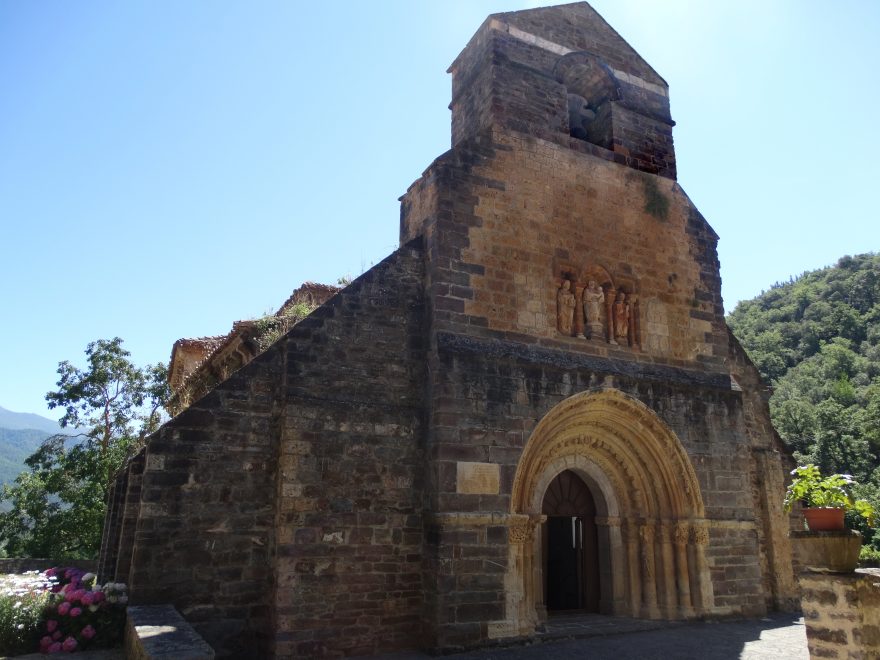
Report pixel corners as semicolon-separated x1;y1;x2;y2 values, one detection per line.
475;1;666;87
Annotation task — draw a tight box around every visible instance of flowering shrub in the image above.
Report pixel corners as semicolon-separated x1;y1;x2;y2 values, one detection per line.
0;570;52;655
38;567;128;653
0;567;127;654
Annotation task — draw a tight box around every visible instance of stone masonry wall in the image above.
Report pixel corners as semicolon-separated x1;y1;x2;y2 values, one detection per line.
100;450;145;584
401;114;790;647
113;452;146;586
98;463;127;581
125;345;284;658
799;569;880;659
449;5;676;178
271;240;427;658
728;331;799;610
401;127;726;372
420;335;769;648
115;241;427;659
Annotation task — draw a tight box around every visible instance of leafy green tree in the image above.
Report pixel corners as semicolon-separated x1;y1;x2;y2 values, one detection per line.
0;338;168;559
729;252;880;550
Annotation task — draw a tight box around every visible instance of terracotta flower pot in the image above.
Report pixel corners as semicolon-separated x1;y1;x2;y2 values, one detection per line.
803;507;846;531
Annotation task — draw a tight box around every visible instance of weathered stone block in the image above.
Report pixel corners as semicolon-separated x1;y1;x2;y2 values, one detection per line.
456;462;501;494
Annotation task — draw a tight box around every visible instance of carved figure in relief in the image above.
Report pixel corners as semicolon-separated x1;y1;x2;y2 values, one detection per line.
613;291;630;345
556;280;576;336
582;280;605;340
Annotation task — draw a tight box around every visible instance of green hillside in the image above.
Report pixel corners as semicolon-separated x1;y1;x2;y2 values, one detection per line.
728;252;880;544
0;408;61;490
0;428;53;513
0;406;61;434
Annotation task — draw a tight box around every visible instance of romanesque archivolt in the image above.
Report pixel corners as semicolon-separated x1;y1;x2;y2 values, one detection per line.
556;266;640;349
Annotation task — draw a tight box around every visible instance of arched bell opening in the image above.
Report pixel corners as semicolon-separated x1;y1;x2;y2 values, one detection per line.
504;389;716;637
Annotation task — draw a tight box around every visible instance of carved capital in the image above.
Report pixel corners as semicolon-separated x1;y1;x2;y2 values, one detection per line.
509;523;533;544
673;522;690;545
508;515;543;544
639;524;655;544
691;524;709;546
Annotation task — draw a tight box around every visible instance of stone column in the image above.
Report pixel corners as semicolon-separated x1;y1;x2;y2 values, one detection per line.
658;523;677;617
596;515;625;615
505;514;544;638
639;523;659;618
574;284;585;338
673;522;693;616
691;523;714;614
605;286;617;345
623;519;641;616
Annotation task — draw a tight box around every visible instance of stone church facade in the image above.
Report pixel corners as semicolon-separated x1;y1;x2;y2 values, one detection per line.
99;3;798;657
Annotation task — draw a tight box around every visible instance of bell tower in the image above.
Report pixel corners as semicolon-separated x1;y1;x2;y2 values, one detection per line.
449;3;676;178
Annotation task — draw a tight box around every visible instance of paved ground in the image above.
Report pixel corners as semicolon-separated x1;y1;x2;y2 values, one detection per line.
373;612;809;660
3;651;121;660
3;614;808;660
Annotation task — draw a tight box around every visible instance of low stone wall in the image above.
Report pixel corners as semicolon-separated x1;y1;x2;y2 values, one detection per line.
799;568;880;658
125;605;215;659
0;558;97;574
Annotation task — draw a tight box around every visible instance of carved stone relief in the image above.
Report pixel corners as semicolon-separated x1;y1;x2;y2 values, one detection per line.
612;291;629;345
556;279;576;336
582;280;605;340
552;267;640;348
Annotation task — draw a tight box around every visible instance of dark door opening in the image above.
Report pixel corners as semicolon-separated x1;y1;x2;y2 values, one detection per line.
542;470;600;612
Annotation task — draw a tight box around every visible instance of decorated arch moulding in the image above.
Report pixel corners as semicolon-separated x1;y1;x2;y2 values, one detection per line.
580;264;615;289
553;261;618;290
511;388;705;522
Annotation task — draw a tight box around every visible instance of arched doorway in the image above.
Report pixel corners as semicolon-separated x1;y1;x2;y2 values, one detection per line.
503;389;715;637
542;470;600;612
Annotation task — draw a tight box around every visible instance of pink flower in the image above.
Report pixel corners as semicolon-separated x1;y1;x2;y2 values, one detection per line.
52;630;62;641
57;601;71;616
70;607;82;618
91;591;105;603
80;625;96;640
46;619;58;632
48;642;62;653
62;636;78;652
81;592;94;606
40;635;53;651
46;568;57;577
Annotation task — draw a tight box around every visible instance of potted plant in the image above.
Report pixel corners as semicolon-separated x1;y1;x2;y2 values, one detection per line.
783;464;876;531
784;464;877;573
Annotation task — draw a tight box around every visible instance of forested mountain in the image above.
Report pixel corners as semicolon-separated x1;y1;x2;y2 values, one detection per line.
728;253;880;539
0;408;61;489
0;406;61;434
0;428;51;488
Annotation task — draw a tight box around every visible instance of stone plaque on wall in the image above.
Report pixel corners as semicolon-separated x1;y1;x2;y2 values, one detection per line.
456;462;500;494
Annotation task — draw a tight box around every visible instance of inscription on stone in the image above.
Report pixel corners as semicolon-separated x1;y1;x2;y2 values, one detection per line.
457;462;501;494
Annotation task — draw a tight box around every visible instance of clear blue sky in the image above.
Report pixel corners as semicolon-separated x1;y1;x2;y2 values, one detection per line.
1;0;878;419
